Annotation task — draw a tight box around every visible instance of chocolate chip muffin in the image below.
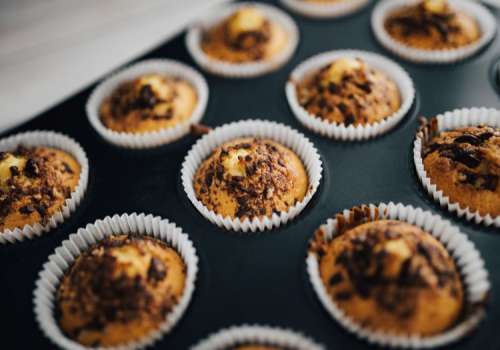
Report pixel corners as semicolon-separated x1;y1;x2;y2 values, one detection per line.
295;57;401;126
57;235;186;347
0;146;80;232
311;218;463;336
193;138;308;220
99;73;198;133
422;125;499;217
384;0;480;50
201;6;289;63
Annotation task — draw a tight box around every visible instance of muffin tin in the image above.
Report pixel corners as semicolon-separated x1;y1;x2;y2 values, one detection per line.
1;1;499;349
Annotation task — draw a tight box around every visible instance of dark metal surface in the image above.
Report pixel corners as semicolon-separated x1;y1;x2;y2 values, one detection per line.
1;1;499;349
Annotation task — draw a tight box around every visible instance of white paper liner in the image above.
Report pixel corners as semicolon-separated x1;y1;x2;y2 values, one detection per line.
286;49;415;140
371;0;497;64
86;59;209;148
280;0;370;19
190;325;325;350
181;119;322;232
307;202;490;349
185;2;299;78
0;131;89;245
33;213;199;350
482;0;500;8
414;107;500;227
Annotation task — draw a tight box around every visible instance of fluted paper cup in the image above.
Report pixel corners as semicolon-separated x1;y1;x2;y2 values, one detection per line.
0;131;89;244
280;0;370;19
181;119;322;232
191;325;325;350
371;0;497;64
414;107;500;227
307;202;490;348
33;213;199;350
86;59;209;148
286;49;415;140
186;2;299;78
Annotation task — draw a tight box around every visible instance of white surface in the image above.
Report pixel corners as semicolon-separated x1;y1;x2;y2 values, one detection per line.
0;0;227;132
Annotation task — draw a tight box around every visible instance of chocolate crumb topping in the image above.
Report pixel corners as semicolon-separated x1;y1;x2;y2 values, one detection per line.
423;125;500;192
148;257;168;283
57;235;185;344
107;77;175;121
194;138;308;219
296;58;400;126
310;207;463;325
386;3;458;42
0;145;79;228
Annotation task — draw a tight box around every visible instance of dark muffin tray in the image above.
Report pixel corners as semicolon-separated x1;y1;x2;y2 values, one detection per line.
1;1;500;349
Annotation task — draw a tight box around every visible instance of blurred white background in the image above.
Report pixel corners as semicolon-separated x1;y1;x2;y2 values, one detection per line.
0;0;227;132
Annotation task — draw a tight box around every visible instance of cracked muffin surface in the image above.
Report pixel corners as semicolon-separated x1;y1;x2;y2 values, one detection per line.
99;73;198;134
422;125;500;217
193;138;308;220
0;146;80;232
295;57;401;126
201;6;289;63
311;219;463;336
57;235;186;347
384;0;480;50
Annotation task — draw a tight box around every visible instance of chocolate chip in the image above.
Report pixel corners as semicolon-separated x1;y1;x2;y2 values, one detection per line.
136;85;158;109
147;257;167;282
9;166;20;177
440;147;481;168
62;162;74;174
453;134;481;145
24;158;40;178
328;83;339;94
19;205;34;215
329;273;343;286
344;114;355;126
335;291;352;301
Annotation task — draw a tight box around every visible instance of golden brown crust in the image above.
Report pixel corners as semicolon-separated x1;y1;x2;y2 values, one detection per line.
193;138;308;219
421;125;500;217
201;6;289;63
57;235;186;347
313;219;463;336
295;58;401;126
0;146;80;231
384;0;480;50
99;74;198;134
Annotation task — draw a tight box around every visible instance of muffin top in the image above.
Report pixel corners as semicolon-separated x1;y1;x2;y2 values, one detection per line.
0;146;80;231
384;0;480;50
57;235;186;347
422;125;499;217
295;57;401;126
201;6;289;63
193;138;308;220
312;219;463;336
99;73;198;133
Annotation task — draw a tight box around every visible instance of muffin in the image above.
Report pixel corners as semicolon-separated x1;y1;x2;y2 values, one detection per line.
384;0;480;50
57;234;186;347
311;219;463;336
201;6;289;63
193;138;308;219
422;125;499;217
0;145;80;232
99;73;198;133
295;57;401;126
